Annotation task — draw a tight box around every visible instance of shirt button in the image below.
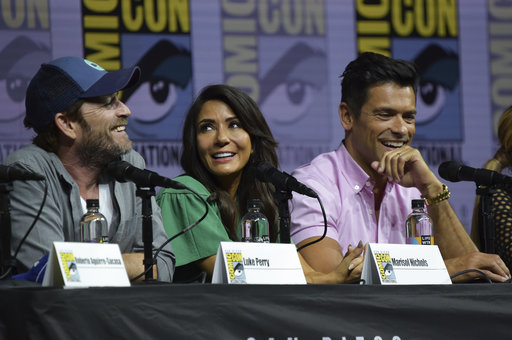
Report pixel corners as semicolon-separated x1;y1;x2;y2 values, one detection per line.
368;209;373;215
365;181;371;187
354;185;360;190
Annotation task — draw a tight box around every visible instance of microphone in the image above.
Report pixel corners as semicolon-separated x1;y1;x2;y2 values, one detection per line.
438;161;512;186
0;165;45;182
106;161;186;189
248;161;318;198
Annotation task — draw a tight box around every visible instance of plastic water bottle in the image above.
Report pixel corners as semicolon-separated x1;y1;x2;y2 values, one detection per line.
240;199;269;243
80;199;109;243
405;199;433;245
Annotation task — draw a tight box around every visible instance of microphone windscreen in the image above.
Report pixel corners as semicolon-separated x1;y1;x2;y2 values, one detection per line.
248;161;272;180
0;165;45;182
438;161;462;182
106;161;131;182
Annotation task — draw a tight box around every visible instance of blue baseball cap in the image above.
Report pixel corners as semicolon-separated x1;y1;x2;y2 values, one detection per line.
25;56;140;133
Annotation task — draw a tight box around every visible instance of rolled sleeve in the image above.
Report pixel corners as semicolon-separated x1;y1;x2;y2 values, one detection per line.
289;176;340;245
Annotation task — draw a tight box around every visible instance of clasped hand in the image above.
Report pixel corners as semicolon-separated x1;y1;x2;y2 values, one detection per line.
370;146;440;194
334;241;366;283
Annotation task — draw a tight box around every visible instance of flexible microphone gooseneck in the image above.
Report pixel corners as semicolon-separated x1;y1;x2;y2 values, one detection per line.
247;161;318;198
0;165;45;182
130;183;210;283
0;180;48;280
248;161;327;251
106;160;186;189
0;164;46;279
438;161;512;186
439;161;511;259
105;161;209;282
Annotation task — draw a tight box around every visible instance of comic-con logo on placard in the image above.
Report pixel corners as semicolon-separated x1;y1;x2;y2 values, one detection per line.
220;0;330;144
82;1;193;142
0;0;52;141
59;251;81;282
226;251;247;284
375;251;396;283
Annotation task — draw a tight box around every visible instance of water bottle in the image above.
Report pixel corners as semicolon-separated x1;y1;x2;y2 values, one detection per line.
240;199;269;243
405;199;433;245
80;199;109;243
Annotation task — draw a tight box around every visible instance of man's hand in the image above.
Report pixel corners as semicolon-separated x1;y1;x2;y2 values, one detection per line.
445;251;511;283
339;242;367;283
298;239;365;284
370;146;441;197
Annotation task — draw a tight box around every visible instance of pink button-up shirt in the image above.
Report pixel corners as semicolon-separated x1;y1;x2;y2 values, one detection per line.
289;143;421;253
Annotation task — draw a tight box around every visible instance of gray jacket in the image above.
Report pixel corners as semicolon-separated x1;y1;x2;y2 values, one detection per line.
4;144;175;282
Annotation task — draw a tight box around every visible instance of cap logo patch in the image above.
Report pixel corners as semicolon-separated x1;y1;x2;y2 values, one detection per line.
85;59;105;71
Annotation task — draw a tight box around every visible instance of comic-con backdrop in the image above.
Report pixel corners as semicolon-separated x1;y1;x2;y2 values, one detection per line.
0;0;511;232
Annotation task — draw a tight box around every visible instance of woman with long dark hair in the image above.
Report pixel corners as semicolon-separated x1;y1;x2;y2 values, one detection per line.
157;84;363;282
471;105;512;272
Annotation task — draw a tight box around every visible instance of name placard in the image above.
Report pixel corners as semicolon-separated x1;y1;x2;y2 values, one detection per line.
212;242;306;284
361;243;451;285
42;242;130;287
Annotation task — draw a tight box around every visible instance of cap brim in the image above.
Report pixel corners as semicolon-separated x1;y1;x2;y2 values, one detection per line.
80;66;140;98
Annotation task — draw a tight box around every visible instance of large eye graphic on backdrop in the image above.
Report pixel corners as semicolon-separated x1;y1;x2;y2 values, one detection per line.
122;40;191;124
416;78;446;123
259;42;326;124
124;79;178;123
6;74;30;103
0;36;51;122
414;44;459;125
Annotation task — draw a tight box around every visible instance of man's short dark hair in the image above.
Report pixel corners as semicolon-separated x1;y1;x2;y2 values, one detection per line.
340;52;418;118
25;99;85;153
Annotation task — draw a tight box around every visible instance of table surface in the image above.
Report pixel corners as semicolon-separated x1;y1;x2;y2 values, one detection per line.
1;281;511;340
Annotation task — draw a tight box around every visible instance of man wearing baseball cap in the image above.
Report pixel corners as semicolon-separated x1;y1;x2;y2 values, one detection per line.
4;56;175;282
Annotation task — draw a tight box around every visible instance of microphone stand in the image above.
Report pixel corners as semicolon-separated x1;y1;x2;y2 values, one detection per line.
136;186;156;282
274;189;292;244
477;185;496;254
0;183;14;278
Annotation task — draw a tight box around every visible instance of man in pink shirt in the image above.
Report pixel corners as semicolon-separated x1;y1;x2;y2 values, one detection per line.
290;52;510;283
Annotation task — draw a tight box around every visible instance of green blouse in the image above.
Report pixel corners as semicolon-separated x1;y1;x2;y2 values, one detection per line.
157;175;279;282
156;175;232;268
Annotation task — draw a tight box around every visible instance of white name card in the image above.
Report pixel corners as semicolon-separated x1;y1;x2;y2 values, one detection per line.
42;242;130;287
361;243;451;285
212;242;306;284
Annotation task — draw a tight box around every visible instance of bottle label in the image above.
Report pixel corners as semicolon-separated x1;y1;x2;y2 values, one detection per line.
241;218;269;243
406;236;434;245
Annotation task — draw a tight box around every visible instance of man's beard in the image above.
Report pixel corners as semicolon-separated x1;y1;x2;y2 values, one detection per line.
75;121;132;168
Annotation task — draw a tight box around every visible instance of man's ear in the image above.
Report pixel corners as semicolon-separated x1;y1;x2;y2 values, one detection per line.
339;102;354;131
54;113;78;140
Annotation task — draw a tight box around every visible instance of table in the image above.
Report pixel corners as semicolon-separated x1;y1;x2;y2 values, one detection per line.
0;282;510;339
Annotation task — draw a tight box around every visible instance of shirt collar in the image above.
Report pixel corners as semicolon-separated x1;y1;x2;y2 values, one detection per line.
337;142;372;194
336;141;398;194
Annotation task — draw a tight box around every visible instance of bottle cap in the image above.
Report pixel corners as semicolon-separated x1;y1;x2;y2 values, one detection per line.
247;199;262;209
411;199;425;209
86;199;100;209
